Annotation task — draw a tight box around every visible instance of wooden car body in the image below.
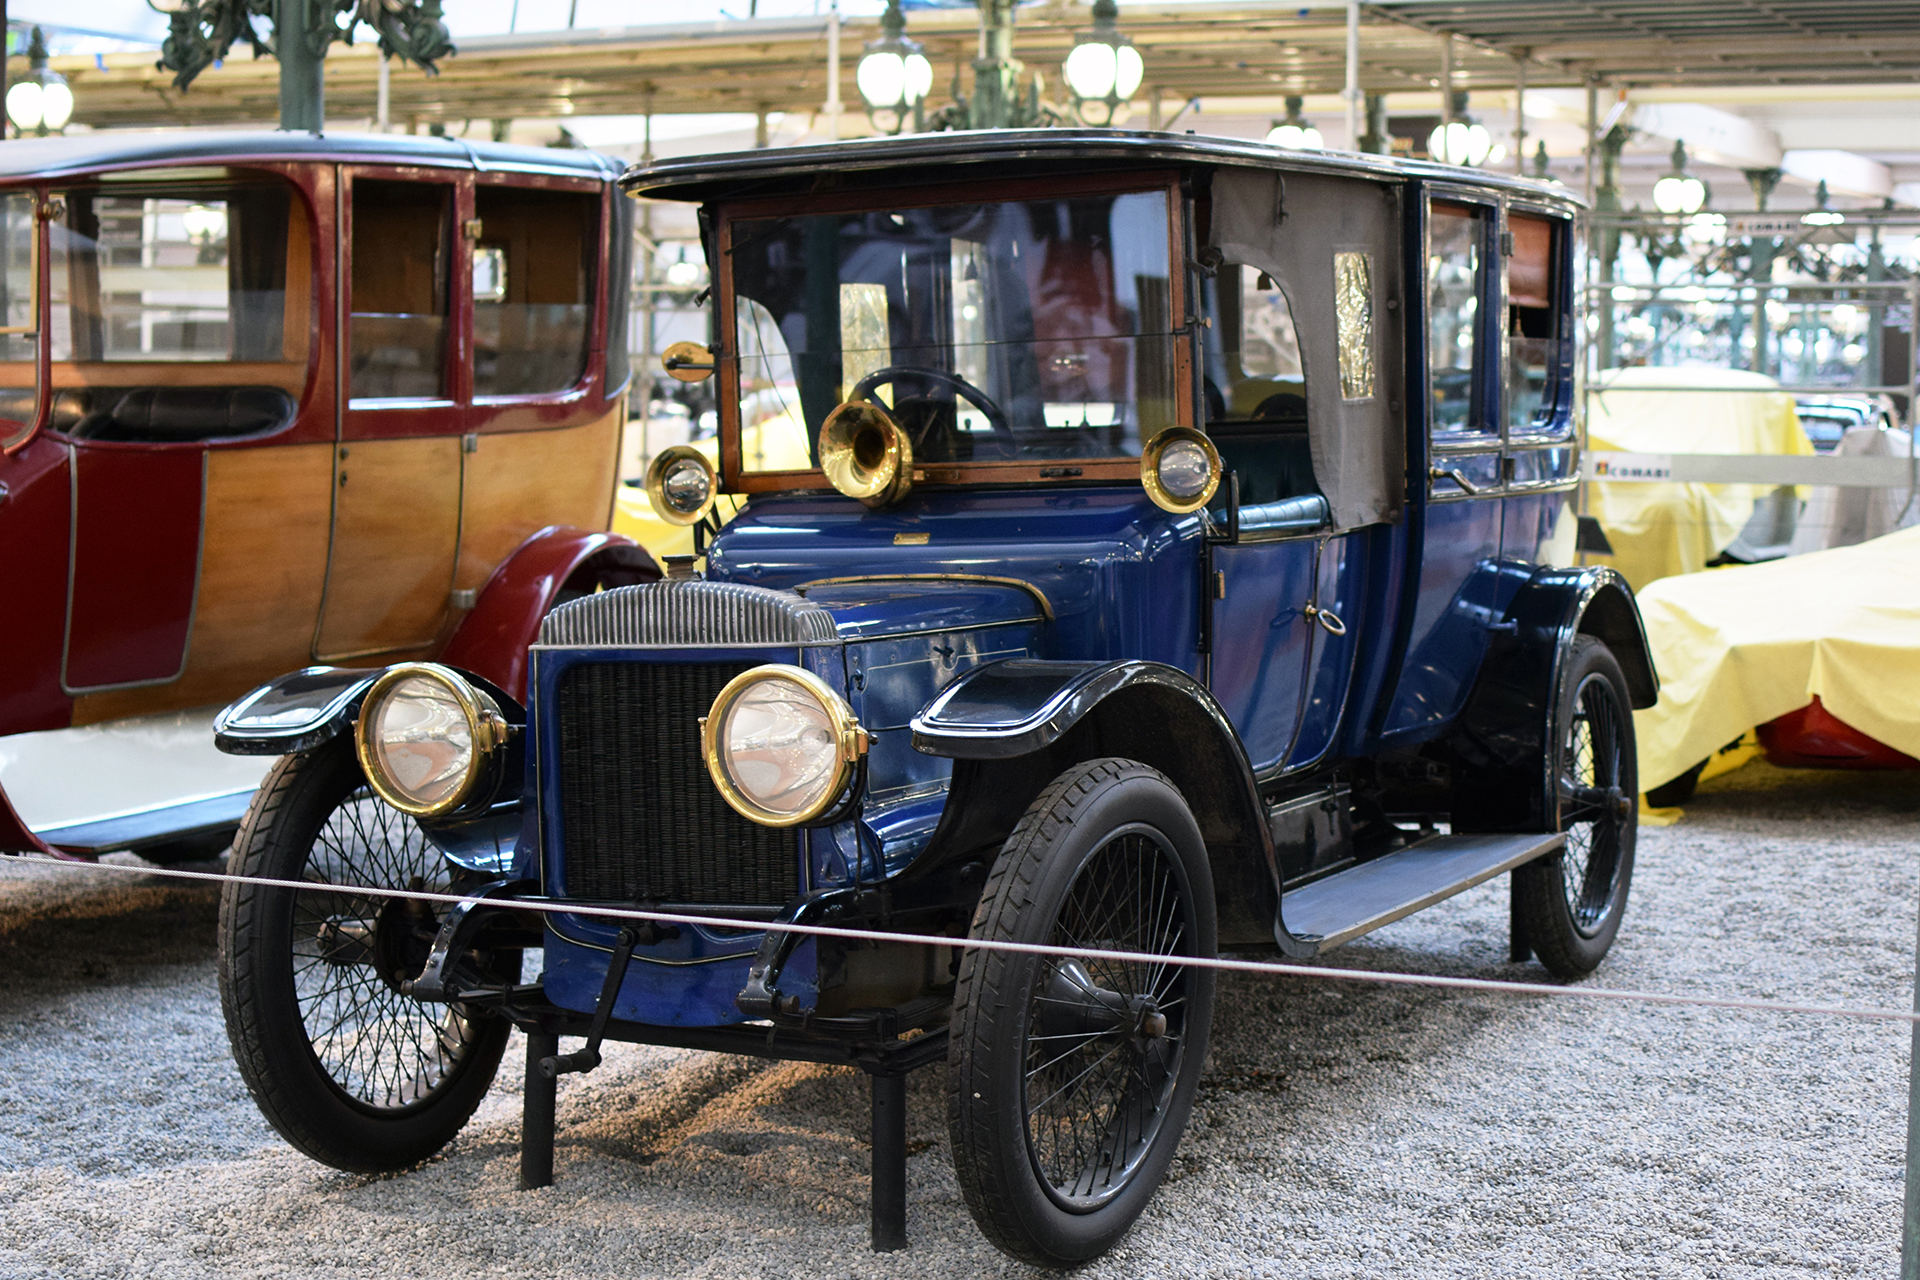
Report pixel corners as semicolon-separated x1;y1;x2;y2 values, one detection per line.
0;132;645;856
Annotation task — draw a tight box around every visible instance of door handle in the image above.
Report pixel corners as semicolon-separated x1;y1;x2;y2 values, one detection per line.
1304;603;1346;636
1430;465;1486;496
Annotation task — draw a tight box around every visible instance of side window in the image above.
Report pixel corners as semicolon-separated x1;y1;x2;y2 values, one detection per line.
1428;201;1490;435
0;191;37;446
47;175;308;443
472;184;597;397
1507;212;1563;435
351;179;450;401
1200;263;1318;507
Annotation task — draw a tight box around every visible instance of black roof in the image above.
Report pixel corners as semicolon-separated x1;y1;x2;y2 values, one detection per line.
621;128;1584;210
0;130;621;182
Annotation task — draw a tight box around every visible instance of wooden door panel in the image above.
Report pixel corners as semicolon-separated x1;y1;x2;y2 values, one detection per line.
315;436;462;660
72;442;334;725
453;405;622;596
64;446;204;692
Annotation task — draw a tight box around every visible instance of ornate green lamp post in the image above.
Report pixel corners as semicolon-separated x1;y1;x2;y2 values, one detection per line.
147;0;454;134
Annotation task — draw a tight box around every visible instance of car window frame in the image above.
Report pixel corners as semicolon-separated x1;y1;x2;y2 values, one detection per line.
467;170;608;419
712;169;1190;496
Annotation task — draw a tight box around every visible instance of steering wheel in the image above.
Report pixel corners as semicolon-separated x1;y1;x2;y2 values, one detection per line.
850;365;1017;459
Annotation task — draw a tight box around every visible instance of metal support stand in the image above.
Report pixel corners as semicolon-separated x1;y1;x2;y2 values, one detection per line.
1508;874;1533;964
870;1072;908;1252
520;1031;558;1190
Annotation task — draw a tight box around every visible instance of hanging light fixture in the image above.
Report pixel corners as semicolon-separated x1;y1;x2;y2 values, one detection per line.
6;27;74;136
1265;96;1323;150
1529;140;1559;184
856;0;933;136
1063;0;1144;128
1427;90;1493;168
1652;140;1709;216
1802;179;1845;227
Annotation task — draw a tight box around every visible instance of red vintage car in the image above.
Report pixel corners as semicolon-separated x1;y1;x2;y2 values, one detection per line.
0;131;652;861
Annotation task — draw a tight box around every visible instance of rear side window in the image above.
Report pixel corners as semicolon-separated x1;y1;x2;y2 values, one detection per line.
472;185;598;397
350;178;451;400
1428;201;1490;435
1507;211;1564;435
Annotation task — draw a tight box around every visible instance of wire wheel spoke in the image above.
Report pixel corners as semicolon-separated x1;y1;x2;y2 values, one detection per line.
1560;673;1627;934
1022;830;1190;1210
291;787;473;1112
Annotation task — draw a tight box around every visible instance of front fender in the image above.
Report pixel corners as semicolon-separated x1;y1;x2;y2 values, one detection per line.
213;665;523;756
440;526;659;702
912;659;1286;950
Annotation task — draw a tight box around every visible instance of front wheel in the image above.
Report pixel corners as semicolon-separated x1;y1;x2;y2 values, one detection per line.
1514;637;1637;979
217;737;511;1172
947;758;1216;1266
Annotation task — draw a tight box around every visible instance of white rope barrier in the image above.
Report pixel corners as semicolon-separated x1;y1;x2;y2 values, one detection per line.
8;850;1917;1028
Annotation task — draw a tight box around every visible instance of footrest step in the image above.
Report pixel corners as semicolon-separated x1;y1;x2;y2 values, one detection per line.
1281;831;1564;953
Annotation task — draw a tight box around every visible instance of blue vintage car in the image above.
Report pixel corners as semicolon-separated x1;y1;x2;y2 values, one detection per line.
212;130;1655;1266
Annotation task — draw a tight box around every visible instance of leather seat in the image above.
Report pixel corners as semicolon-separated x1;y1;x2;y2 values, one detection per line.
70;387;296;443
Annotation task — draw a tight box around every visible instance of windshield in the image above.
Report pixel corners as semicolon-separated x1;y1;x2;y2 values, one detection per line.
725;186;1175;475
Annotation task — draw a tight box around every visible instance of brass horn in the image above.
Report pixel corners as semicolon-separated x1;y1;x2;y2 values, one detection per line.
818;400;914;508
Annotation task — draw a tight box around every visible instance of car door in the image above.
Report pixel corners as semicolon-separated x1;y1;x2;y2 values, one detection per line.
1377;191;1505;741
453;177;621;604
46;167;332;717
1197;169;1400;775
315;167;465;661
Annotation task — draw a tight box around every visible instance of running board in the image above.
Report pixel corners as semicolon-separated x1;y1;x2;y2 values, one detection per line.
32;787;257;857
1280;831;1565;954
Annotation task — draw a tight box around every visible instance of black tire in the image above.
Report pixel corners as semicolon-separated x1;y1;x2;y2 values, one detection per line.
217;737;511;1173
1644;759;1705;808
1515;637;1637;979
947;758;1217;1266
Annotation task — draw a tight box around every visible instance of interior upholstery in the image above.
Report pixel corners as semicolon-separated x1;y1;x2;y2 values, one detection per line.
65;387;297;443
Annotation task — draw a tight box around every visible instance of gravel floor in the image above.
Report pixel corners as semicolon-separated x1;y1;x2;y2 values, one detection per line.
1;760;1914;1279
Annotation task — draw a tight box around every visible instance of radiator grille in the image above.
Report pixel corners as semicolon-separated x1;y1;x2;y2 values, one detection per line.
553;661;799;906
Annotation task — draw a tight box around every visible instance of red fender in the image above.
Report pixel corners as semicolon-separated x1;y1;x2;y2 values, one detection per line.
440;526;660;703
0;783;63;858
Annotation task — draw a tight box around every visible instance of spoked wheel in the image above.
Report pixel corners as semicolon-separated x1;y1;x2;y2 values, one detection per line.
1515;637;1637;979
217;737;511;1172
948;758;1216;1266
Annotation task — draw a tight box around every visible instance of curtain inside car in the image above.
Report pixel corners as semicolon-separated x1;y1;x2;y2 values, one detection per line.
1206;168;1405;529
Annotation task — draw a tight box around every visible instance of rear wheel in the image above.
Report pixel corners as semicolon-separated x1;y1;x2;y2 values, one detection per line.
1515;637;1637;979
217;737;511;1172
947;758;1216;1266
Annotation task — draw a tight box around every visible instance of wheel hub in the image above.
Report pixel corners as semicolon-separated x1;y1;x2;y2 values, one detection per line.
370;893;438;995
1034;959;1166;1043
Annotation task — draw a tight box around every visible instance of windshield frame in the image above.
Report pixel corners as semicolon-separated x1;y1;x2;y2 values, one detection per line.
713;169;1189;494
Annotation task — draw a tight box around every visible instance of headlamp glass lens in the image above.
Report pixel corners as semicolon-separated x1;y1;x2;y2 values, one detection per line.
1157;439;1213;499
662;457;712;514
720;676;841;817
367;675;474;811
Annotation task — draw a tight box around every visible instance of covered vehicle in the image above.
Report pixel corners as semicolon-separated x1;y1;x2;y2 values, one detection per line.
1583;366;1814;588
0;131;650;862
212;131;1655;1264
1635;524;1920;801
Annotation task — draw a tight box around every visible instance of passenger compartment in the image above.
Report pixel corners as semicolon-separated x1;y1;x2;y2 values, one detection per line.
57;386;297;443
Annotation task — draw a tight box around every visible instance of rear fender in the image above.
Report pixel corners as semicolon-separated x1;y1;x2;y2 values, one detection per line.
1447;565;1658;830
441;526;660;702
911;659;1282;948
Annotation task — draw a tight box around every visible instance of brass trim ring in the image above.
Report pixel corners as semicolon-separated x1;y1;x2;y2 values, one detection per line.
701;663;868;828
1140;426;1223;514
355;662;508;818
645;444;720;526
